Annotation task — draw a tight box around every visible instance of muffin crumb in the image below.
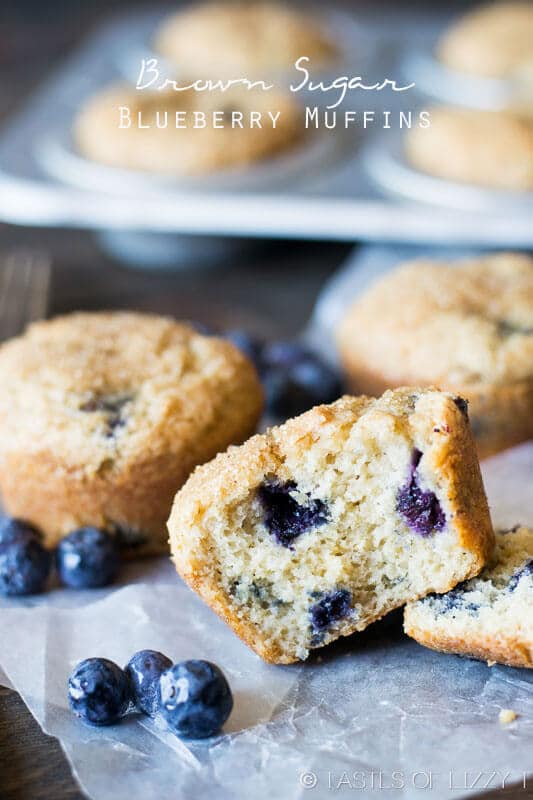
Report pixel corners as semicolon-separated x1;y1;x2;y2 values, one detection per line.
499;709;517;725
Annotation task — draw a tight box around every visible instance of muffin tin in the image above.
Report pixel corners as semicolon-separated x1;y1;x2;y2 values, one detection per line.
403;46;532;111
0;6;532;259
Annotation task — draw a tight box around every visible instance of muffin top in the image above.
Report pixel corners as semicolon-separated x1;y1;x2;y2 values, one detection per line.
75;84;303;176
0;312;262;475
338;252;533;389
438;1;533;79
405;107;533;191
155;1;337;76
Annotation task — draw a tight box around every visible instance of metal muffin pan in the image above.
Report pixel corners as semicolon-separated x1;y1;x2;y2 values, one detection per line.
364;128;533;214
0;7;531;251
402;46;532;112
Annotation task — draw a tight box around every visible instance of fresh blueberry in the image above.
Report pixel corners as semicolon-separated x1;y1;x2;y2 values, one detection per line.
508;560;533;592
0;516;42;546
159;660;233;739
68;657;132;726
261;343;343;419
261;341;311;369
56;527;119;589
125;650;173;716
310;589;352;633
258;479;329;547
396;449;445;536
224;329;263;369
0;533;51;596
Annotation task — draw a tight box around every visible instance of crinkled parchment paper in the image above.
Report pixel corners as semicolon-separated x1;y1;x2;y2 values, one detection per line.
0;247;532;799
0;443;531;800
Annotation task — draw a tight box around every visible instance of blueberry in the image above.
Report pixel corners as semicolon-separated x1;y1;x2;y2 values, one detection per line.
224;329;263;369
310;589;351;633
425;583;479;614
260;343;343;419
258;479;329;547
261;341;311;369
125;650;172;716
0;516;42;546
56;527;119;589
0;533;51;596
453;396;469;418
159;660;233;739
396;449;445;536
79;394;132;437
68;657;132;726
508;559;533;592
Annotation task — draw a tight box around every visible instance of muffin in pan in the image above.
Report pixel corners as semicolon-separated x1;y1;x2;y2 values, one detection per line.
74;84;304;177
337;252;533;459
405;525;533;669
168;387;493;664
0;312;263;555
438;1;533;80
405;107;533;192
154;1;337;78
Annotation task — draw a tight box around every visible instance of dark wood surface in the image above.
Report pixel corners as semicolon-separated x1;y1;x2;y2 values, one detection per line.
0;2;530;799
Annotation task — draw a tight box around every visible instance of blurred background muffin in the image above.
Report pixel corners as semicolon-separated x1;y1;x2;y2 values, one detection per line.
154;1;338;77
437;1;533;79
74;83;304;176
405;106;533;191
337;251;533;458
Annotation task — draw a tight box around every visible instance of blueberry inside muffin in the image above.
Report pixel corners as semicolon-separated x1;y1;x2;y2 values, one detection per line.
168;387;493;663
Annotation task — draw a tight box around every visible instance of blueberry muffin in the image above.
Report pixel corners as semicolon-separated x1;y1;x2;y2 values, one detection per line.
337;252;533;459
168;387;493;664
405;526;533;669
405;107;533;191
0;312;263;555
155;1;337;77
438;2;533;80
75;84;303;177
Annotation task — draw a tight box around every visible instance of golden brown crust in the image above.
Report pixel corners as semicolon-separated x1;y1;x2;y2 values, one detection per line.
424;392;494;570
0;311;263;553
340;363;533;460
168;389;494;663
403;622;533;669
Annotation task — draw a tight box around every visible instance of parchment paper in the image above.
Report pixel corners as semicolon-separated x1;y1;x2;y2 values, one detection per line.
0;442;531;800
0;245;532;799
